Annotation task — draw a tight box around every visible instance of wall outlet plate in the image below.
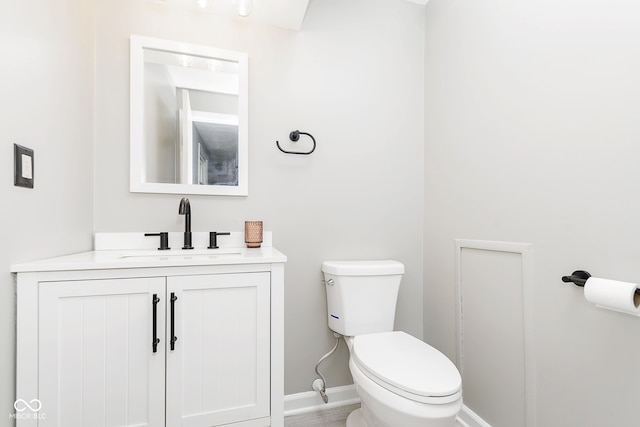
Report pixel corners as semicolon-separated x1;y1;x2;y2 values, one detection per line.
14;143;34;189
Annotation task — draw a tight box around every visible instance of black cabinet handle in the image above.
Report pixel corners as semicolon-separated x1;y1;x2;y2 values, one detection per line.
152;294;160;353
170;292;178;351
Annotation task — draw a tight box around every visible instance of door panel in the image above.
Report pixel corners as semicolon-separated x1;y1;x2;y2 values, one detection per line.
39;278;166;427
166;272;270;427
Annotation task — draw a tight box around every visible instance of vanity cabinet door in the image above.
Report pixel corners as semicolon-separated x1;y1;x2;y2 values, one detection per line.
166;272;271;427
38;277;166;427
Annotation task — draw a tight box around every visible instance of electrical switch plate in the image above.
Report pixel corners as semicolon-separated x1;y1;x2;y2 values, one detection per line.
14;143;34;189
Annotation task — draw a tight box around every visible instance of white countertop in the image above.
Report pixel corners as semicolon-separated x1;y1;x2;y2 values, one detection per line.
11;247;287;273
11;232;286;273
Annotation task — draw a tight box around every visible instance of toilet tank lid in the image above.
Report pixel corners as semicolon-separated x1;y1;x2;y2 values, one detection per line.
322;260;404;276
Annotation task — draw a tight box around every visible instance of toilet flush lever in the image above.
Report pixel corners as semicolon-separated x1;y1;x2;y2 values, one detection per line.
322;279;334;286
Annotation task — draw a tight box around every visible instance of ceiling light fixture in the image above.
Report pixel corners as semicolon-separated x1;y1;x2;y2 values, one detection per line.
233;0;253;17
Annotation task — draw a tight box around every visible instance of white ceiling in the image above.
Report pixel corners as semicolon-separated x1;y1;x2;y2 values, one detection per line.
251;0;429;31
250;0;311;31
149;0;427;32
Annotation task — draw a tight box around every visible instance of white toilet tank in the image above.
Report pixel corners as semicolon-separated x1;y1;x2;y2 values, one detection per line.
322;260;404;336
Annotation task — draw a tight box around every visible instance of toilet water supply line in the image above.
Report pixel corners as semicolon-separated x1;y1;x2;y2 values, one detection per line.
312;331;342;404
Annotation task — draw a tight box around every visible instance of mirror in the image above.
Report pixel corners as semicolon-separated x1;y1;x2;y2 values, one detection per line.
130;35;248;196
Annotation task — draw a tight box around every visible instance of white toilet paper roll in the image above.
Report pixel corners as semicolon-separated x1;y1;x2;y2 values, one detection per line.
584;277;640;316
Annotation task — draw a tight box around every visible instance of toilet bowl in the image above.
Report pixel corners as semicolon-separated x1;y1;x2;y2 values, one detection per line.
322;260;462;427
345;333;462;427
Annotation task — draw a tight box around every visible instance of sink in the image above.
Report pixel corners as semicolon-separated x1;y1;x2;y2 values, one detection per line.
118;248;242;260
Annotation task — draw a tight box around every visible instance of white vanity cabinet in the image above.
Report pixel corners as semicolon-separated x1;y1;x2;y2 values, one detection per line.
13;247;285;427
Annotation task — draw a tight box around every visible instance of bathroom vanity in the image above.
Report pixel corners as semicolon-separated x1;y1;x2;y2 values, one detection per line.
12;233;286;427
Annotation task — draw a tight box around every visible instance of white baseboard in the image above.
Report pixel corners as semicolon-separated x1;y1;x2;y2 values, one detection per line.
284;387;491;427
284;384;360;417
457;405;492;427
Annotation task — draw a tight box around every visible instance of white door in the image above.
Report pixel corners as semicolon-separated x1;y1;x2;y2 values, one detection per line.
166;272;270;427
39;277;166;427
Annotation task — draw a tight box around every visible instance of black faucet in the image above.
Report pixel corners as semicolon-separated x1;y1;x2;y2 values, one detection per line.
178;197;193;249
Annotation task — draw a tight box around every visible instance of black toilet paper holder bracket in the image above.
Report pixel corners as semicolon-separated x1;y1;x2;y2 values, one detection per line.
561;270;591;287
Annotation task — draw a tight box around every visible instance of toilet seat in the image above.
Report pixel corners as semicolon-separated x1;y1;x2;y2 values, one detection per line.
352;331;462;405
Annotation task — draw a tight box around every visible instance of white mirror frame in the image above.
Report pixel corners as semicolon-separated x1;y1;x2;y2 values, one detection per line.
130;35;249;196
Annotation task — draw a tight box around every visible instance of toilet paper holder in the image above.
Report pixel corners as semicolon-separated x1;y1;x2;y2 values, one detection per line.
561;270;592;287
562;270;640;296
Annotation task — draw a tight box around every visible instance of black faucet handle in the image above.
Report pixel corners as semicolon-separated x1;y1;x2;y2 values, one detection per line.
208;232;231;249
145;232;170;250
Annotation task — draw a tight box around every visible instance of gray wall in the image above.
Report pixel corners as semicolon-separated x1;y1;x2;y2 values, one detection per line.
0;0;95;422
93;0;425;394
424;0;640;425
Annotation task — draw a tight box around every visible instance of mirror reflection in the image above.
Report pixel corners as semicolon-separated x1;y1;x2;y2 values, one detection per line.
130;35;248;196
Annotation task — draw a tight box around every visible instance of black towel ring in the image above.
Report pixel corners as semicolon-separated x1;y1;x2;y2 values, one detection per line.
276;130;316;155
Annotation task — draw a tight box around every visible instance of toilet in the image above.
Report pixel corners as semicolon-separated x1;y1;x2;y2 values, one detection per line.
322;260;462;427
